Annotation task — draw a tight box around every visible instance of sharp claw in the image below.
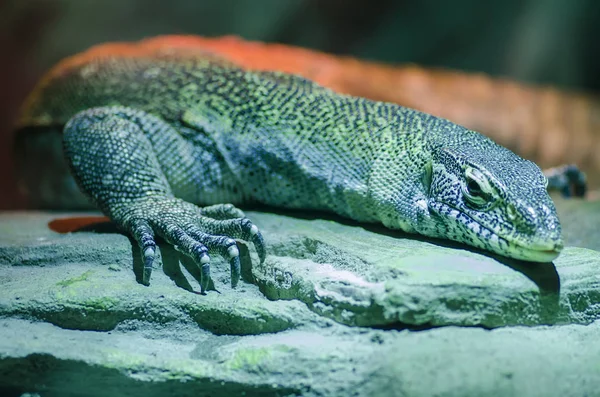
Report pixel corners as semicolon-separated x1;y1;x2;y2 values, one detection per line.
142;246;155;285
142;267;152;286
251;232;266;264
230;255;241;288
225;242;240;288
227;244;239;258
200;262;210;293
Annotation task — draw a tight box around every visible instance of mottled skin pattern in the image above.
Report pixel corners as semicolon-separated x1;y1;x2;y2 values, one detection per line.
19;43;563;291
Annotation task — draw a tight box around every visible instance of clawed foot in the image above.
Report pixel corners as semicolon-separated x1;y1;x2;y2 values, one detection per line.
544;164;586;198
116;198;265;293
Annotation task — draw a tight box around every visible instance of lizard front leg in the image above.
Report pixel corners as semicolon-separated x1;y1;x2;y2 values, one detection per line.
63;106;265;292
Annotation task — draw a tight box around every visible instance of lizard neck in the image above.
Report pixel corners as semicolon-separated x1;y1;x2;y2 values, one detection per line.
360;108;465;234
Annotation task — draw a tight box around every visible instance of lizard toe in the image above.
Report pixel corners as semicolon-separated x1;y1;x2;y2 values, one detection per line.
200;217;266;264
250;230;266;264
162;224;211;292
201;203;246;220
115;197;263;291
229;254;241;288
185;224;242;288
129;218;156;286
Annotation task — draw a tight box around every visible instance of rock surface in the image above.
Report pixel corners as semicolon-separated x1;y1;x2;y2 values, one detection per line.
1;209;599;396
253;211;600;328
555;196;600;252
2;317;600;397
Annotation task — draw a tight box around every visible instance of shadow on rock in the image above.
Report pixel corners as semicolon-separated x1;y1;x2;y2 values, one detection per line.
251;205;561;298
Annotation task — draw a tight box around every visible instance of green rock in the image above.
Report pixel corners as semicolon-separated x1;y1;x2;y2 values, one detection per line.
253;212;600;328
0;212;319;335
1;210;599;396
1;317;599;397
555;196;600;252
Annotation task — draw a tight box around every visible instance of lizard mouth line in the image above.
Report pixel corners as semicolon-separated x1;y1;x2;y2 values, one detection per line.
431;202;561;262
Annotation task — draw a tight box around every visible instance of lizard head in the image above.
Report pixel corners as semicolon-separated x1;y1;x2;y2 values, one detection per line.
422;141;563;262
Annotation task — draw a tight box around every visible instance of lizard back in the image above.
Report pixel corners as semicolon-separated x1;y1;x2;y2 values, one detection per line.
17;41;411;219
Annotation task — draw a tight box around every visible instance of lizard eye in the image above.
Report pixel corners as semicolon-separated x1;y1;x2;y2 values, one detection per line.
466;179;483;196
462;167;495;209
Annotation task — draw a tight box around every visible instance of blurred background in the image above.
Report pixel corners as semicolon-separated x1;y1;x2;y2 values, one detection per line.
1;0;599;209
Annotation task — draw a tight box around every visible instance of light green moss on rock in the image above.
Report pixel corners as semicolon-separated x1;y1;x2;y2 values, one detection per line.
226;347;273;370
56;269;95;287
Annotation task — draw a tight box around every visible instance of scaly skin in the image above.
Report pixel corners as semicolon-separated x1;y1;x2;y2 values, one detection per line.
18;39;564;291
178;35;598;188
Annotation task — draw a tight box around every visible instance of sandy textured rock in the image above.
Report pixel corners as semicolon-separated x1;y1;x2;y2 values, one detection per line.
555;196;600;252
1;210;600;396
2;211;599;331
252;212;600;328
0;212;321;335
1;317;599;397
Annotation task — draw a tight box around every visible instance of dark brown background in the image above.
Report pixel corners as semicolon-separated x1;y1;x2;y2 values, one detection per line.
2;0;599;209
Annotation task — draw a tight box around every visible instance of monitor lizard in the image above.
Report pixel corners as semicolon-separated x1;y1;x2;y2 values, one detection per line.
16;38;566;293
